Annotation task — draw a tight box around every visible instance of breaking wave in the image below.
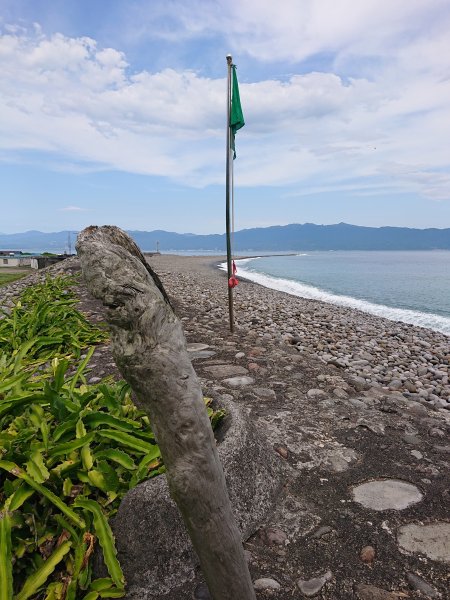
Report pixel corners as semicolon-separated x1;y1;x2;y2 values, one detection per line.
220;260;450;336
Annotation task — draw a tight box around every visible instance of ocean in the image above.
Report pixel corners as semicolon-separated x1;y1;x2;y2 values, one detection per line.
232;251;450;336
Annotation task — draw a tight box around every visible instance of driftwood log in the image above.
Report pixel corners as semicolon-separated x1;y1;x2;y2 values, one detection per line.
76;226;256;600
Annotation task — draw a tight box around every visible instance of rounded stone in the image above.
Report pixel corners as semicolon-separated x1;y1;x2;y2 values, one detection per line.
398;522;450;563
307;388;328;399
351;478;423;511
410;449;423;460
186;343;210;352
253;578;281;590
222;375;255;388
312;525;334;539
297;571;332;597
264;527;288;545
360;545;376;563
388;379;403;390
406;573;439;598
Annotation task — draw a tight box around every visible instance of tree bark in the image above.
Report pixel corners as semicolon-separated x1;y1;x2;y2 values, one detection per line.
76;226;256;600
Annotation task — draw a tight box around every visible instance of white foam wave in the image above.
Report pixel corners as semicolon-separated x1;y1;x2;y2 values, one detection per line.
234;257;262;266
223;263;450;336
218;257;262;271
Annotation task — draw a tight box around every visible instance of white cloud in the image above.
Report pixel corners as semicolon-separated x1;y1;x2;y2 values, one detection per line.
0;8;449;202
119;0;450;64
60;205;87;212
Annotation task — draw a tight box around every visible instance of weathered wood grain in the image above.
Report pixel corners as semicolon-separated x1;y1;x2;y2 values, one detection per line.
76;225;256;600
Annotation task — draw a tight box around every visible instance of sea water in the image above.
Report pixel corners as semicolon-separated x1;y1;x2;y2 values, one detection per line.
232;251;450;336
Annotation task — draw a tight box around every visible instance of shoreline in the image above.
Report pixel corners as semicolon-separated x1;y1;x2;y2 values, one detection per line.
148;254;450;411
230;256;450;338
213;255;450;335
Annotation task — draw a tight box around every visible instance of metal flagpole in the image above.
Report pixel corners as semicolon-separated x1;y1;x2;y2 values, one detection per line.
225;54;234;333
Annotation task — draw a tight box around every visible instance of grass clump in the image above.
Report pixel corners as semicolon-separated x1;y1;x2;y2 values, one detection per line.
0;275;224;599
0;272;31;287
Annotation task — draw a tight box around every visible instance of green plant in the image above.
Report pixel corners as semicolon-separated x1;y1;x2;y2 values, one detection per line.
0;275;224;599
0;276;108;359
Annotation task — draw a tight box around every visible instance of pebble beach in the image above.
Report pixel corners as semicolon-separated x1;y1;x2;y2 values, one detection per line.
147;254;450;411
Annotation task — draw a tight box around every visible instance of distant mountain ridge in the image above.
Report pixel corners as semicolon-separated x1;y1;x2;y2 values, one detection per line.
1;223;450;252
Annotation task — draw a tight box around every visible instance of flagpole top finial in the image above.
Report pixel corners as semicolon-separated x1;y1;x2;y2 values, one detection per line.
226;54;232;64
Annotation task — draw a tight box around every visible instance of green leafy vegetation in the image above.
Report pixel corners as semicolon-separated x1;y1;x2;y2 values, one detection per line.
0;275;225;599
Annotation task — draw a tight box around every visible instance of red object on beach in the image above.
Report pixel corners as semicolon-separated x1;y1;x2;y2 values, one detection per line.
228;260;239;288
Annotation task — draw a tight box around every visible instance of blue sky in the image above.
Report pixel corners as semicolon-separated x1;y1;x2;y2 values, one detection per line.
1;0;450;234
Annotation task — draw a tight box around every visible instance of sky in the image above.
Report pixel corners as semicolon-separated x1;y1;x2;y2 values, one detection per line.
1;0;450;234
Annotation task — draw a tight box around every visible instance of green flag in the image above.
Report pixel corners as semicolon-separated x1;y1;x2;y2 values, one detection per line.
230;65;245;159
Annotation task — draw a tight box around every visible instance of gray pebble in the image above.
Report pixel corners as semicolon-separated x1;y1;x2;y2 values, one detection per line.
264;527;288;545
307;388;328;399
297;571;332;596
253;578;281;590
406;572;440;598
411;449;423;459
222;376;255;387
312;525;334;539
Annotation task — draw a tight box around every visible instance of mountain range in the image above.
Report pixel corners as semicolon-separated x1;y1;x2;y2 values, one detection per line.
1;223;450;252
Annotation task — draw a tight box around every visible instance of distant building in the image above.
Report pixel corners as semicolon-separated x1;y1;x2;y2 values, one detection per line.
30;255;71;270
0;249;73;270
0;254;31;267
